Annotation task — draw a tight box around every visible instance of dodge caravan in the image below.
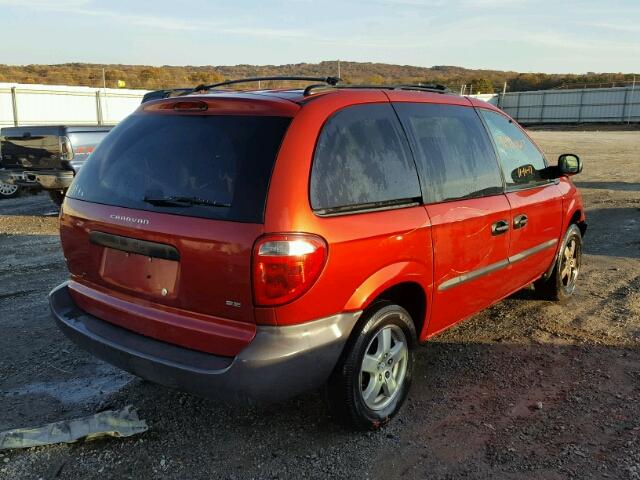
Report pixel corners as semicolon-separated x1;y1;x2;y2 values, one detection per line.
49;77;585;429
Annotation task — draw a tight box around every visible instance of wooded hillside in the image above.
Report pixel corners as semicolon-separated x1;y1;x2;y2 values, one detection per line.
0;61;636;93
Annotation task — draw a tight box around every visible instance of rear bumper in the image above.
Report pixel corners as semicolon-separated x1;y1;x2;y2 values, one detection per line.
49;282;361;405
0;169;73;190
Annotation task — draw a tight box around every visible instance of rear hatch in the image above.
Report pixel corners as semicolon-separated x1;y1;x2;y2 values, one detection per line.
0;126;67;170
60;96;296;355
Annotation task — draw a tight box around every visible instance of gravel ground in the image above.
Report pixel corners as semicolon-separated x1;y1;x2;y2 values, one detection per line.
0;130;638;479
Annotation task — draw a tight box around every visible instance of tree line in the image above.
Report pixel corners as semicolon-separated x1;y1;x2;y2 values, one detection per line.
0;61;636;93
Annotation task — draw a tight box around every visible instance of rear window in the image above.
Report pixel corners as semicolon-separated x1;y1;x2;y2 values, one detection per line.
1;134;60;162
67;114;291;223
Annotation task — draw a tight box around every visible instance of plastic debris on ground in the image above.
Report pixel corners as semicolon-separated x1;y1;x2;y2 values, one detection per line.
0;405;148;450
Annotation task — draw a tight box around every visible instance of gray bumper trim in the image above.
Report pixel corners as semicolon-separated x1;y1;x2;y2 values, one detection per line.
49;282;361;405
0;169;73;189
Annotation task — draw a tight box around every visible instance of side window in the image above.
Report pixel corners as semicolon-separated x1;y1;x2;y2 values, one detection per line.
310;103;421;212
479;109;548;188
394;103;503;203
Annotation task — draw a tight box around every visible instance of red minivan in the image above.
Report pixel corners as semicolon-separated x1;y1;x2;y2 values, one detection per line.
49;78;586;429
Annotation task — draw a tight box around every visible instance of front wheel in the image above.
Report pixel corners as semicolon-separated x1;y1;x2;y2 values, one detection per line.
534;224;582;303
326;303;416;430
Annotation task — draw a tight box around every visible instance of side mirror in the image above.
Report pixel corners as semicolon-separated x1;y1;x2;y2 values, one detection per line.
558;154;582;175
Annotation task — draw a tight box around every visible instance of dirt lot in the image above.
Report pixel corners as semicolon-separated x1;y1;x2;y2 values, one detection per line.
0;130;638;479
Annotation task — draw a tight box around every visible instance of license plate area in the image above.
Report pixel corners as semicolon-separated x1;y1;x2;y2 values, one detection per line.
99;247;179;298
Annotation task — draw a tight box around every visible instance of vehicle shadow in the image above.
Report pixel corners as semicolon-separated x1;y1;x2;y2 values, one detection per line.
507;287;537;301
0;192;60;236
507;206;640;294
78;338;639;479
0;191;58;217
582;206;640;260
574;181;640;192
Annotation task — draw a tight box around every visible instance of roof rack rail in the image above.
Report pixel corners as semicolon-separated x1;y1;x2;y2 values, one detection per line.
302;83;337;96
396;84;450;93
141;76;342;103
195;76;341;92
140;79;452;104
302;83;453;98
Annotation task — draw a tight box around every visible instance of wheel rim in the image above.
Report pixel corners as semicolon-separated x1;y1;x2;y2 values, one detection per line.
359;323;408;411
0;181;18;196
559;236;580;293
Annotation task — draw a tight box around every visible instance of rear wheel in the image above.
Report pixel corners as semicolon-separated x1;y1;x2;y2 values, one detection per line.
48;189;66;206
0;181;19;199
326;303;416;430
534;224;582;303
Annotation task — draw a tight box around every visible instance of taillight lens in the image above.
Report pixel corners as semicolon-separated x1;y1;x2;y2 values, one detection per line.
60;136;74;161
252;233;327;306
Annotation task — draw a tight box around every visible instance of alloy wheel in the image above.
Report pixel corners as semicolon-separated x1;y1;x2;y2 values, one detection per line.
0;181;18;197
359;324;408;411
559;237;580;293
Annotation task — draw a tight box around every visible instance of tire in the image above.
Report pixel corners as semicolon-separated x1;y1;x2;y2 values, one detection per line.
326;302;416;430
48;190;66;206
534;224;582;303
0;181;20;199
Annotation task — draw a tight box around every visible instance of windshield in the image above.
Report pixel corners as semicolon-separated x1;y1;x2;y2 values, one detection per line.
67;114;291;223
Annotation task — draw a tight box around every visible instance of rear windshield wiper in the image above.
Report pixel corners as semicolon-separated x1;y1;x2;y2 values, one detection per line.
143;195;231;208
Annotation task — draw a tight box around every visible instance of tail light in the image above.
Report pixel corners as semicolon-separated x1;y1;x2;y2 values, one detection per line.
60;136;74;161
252;233;327;307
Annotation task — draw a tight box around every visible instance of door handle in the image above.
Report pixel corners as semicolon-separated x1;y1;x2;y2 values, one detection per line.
491;220;509;235
513;214;528;229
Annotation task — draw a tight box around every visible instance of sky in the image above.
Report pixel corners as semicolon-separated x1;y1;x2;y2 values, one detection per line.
0;0;638;73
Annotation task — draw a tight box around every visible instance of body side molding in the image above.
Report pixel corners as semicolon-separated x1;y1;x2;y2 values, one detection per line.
437;239;557;292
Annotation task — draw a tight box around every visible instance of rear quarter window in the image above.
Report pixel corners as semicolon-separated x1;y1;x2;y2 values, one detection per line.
67;114;291;223
310;103;421;213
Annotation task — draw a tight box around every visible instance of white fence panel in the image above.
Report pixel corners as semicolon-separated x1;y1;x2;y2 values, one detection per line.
100;90;149;125
469;93;498;105
498;86;640;124
0;87;15;127
1;83;638;127
0;83;148;127
15;88;97;125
